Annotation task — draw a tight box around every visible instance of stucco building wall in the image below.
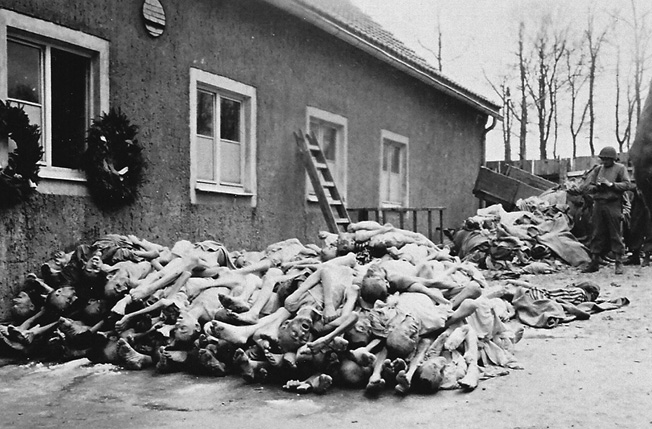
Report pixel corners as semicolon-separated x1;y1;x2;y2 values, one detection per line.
0;0;488;317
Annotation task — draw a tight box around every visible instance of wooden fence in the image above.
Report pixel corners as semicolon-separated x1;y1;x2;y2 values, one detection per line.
347;207;446;244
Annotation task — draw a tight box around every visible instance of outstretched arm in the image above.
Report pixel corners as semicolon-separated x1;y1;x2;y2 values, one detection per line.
115;298;175;331
405;283;450;306
283;269;323;313
307;312;358;354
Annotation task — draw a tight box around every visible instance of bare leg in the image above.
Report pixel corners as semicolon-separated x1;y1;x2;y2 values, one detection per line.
13;320;59;345
130;255;202;301
163;271;192;299
220;259;273;277
444;325;470;351
205;308;291;346
395;337;434;395
18;308;45;331
350;337;381;367
308;312;357;354
229;268;284;324
320;266;350;324
365;347;388;394
89;320;105;334
114;298;171;331
58;317;91;339
250;308;292;343
283;269;323;313
449;281;482;310
111;295;133;316
458;325;480;390
445;300;479;327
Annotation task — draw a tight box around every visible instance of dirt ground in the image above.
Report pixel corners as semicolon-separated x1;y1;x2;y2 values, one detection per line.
1;262;651;429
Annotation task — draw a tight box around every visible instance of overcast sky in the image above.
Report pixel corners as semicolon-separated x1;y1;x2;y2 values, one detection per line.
353;0;652;161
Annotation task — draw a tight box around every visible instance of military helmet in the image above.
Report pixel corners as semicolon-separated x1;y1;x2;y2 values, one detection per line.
598;146;618;160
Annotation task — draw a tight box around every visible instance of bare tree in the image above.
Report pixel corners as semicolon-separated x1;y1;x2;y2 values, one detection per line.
485;73;515;161
584;10;610;156
615;49;636;152
517;22;529;161
418;15;463;73
629;0;651;121
564;42;590;159
524;16;567;160
434;20;443;72
551;80;560;159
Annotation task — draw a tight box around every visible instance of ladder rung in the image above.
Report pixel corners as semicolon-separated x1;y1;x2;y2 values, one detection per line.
307;144;321;151
322;181;335;188
335;218;350;224
315;162;328;169
329;200;343;206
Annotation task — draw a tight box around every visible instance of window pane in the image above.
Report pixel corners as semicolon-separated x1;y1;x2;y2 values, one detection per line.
220;98;240;142
307;117;344;197
391;145;401;173
322;126;337;161
51;48;89;169
197;135;215;181
197;91;214;137
8;40;42;104
389;173;402;203
18;104;43;131
309;121;319;137
220;140;241;183
382;142;390;172
382;138;405;206
380;169;389;201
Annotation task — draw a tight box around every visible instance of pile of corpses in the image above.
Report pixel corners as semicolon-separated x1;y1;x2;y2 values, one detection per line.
1;221;626;395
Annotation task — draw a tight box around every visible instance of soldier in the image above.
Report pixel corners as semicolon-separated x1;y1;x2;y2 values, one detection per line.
582;146;633;274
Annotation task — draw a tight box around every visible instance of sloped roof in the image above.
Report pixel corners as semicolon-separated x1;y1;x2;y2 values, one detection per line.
263;0;502;118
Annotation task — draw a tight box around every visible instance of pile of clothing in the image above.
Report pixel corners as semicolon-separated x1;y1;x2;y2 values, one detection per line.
453;194;591;278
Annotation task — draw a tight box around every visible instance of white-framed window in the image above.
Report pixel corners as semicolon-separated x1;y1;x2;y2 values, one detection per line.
306;107;347;202
0;9;109;190
189;68;257;205
380;130;408;207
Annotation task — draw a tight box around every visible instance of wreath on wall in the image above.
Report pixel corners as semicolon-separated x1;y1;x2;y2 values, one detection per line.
0;100;43;209
82;108;145;210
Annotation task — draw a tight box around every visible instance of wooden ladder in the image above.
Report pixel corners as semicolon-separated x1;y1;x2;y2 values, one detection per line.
295;131;351;233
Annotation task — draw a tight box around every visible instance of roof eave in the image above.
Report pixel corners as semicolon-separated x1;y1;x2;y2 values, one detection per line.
264;0;502;119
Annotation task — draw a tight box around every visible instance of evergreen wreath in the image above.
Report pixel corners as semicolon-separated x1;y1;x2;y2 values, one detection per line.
82;108;145;209
0;100;43;209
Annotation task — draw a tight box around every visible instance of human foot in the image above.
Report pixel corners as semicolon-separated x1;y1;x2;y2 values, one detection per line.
218;293;250;313
350;347;376;368
233;348;255;382
365;377;386;395
311;374;333;395
394;369;411;395
117;338;152;370
198;347;227;376
203;320;249;345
